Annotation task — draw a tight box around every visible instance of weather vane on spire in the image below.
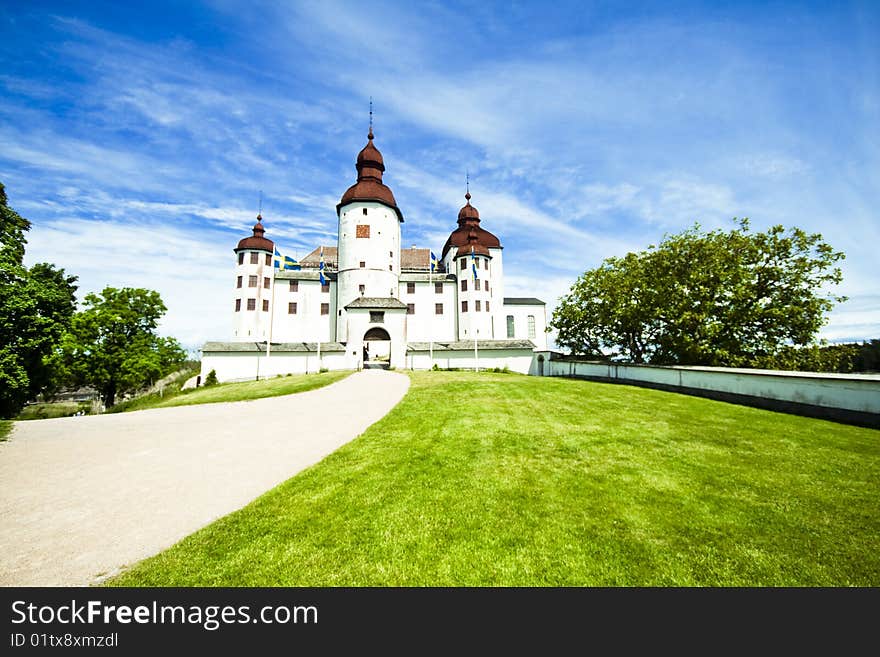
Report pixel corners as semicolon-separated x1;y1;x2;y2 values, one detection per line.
258;190;263;217
466;170;471;200
369;96;373;137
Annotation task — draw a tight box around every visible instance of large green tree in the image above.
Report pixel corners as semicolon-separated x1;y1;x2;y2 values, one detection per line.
0;182;78;417
552;219;847;369
60;287;186;407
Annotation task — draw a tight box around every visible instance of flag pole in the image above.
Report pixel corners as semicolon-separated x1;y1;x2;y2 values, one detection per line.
472;246;478;372
429;258;433;370
267;261;275;360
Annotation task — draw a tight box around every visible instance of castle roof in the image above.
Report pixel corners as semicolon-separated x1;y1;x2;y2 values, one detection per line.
337;127;404;222
234;215;275;253
441;191;501;258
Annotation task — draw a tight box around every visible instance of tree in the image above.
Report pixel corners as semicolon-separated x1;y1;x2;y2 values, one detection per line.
61;287;186;406
0;182;78;417
551;219;847;369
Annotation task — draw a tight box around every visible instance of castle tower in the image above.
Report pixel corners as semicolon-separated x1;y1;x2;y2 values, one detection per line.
442;191;503;340
335;125;404;342
232;215;275;341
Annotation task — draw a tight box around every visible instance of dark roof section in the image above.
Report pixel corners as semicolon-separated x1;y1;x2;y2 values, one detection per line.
407;339;536;351
401;247;430;270
299;246;338;269
503;297;545;306
337;128;404;222
202;341;346;353
442;192;501;258
344;297;408;310
235;215;275;253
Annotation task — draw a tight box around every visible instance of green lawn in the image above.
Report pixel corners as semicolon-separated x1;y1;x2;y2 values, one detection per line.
108;371;879;586
16;401;92;420
0;420;11;442
107;370;352;411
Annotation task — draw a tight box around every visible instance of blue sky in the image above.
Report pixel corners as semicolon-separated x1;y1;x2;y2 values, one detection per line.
2;0;878;351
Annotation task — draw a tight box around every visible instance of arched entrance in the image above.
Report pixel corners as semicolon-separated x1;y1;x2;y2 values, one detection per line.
363;327;391;368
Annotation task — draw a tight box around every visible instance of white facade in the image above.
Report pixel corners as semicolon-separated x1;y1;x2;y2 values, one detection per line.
204;127;547;381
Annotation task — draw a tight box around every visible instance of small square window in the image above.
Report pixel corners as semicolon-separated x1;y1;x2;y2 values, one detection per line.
407;282;415;294
359;284;365;294
247;298;256;311
288;302;297;314
238;252;244;265
435;282;442;294
407;303;415;315
250;252;259;264
435;303;443;315
248;275;257;287
389;251;393;258
262;299;269;312
263;277;270;289
370;311;384;323
265;254;272;266
389;264;393;271
475;300;481;312
362;208;368;215
235;299;241;312
321;303;329;315
484;280;489;292
461;300;468;313
360;261;366;268
289;280;298;292
460;259;466;271
321;283;330;293
236;276;242;288
461;280;467;292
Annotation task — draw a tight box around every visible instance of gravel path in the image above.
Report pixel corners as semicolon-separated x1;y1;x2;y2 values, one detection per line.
0;370;409;586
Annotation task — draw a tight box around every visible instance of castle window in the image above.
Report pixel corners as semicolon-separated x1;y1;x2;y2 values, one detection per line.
321;303;329;315
289;280;298;292
236;276;242;288
507;315;515;338
435;282;442;294
262;299;269;312
460;259;466;271
484;280;489;292
475;300;481;312
356;224;370;238
486;301;490;312
435;303;443;315
235;299;241;312
247;298;256;311
362;208;368;216
359;284;365;294
407;303;415;315
265;254;272;266
238;252;244;265
389;251;393;257
461;280;467;292
370;311;384;323
248;275;257;288
528;315;536;339
263;277;270;289
389;265;393;271
407;282;415;294
360;261;365;268
461;301;468;313
250;252;259;264
321;283;330;293
288;302;297;314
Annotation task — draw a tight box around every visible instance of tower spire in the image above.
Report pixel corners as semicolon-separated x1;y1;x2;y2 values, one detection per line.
465;170;471;202
258;190;263;219
368;97;373;140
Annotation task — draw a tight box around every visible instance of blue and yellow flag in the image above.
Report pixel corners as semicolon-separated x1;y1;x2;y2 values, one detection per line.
274;248;300;270
430;251;439;273
319;246;326;286
471;246;478;281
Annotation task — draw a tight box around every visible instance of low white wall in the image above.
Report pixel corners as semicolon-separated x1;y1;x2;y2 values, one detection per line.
546;359;880;415
407;349;536;374
202;351;352;383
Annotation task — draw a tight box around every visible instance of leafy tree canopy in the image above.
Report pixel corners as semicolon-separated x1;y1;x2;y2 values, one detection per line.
551;219;847;370
60;287;187;407
0;182;78;417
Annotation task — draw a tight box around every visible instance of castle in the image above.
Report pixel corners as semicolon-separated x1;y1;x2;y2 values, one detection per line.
201;125;548;380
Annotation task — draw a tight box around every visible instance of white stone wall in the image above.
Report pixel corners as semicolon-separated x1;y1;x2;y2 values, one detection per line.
502;303;548;350
407;348;536;374
270;278;336;343
201;350;350;383
231;249;274;341
399;278;457;342
545;360;880;414
455;251;494;341
488;246;505;341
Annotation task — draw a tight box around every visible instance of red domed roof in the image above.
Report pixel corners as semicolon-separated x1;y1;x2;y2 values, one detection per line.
235;215;275;252
441;192;501;258
337;128;403;222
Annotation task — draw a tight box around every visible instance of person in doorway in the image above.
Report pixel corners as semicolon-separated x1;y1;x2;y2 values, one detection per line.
363;343;369;363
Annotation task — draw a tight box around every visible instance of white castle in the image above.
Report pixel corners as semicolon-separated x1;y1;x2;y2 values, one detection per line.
201;125;548;380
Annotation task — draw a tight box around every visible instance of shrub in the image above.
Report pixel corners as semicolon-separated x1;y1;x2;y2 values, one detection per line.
204;369;218;387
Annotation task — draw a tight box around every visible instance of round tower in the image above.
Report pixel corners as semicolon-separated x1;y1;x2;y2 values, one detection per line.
335;126;404;340
443;191;503;341
232;215;275;341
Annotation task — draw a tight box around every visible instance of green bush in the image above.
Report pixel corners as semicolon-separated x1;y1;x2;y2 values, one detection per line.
203;370;219;387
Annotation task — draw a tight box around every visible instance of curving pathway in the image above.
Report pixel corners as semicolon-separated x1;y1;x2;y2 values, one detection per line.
0;370;410;586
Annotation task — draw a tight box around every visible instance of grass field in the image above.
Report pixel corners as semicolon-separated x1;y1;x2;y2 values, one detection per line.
108;371;879;586
0;420;11;442
107;370;351;412
16;401;92;420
